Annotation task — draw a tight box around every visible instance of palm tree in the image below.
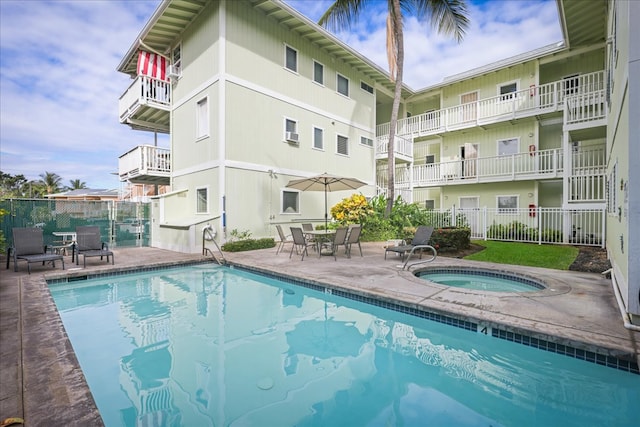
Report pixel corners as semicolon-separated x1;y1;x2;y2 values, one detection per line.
68;179;87;190
38;171;63;195
319;0;469;215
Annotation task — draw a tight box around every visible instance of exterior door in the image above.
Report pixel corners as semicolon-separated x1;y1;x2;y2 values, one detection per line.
461;91;478;122
459;196;480;237
460;143;478;178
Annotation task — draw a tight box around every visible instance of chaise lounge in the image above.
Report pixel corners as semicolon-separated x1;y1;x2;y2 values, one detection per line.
7;227;65;274
384;225;434;261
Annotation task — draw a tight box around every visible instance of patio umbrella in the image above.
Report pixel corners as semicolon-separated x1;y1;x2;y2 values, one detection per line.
285;173;367;229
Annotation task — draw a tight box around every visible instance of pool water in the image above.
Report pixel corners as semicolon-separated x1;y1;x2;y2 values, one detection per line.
418;270;543;292
49;265;638;427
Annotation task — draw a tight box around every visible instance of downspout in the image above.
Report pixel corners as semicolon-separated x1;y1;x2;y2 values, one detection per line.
219;0;227;241
608;269;640;331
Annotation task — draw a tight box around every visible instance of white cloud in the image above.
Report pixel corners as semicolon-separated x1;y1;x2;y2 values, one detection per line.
287;0;562;89
0;0;562;189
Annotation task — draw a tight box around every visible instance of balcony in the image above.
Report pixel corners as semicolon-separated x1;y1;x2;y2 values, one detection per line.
377;145;606;203
119;145;170;185
376;71;606;159
119;76;171;133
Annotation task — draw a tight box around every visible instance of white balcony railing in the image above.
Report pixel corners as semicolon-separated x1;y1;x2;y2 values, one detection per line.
119;145;171;183
376;71;606;157
119;75;171;123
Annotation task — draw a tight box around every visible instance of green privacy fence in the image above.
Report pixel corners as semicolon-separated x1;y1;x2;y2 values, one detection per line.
0;198;151;250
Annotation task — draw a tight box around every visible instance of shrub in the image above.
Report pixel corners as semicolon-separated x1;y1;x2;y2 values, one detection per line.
330;193;373;225
430;227;471;252
222;237;275;252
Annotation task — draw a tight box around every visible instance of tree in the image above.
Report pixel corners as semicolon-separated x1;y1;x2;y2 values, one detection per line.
319;0;469;215
38;171;63;195
0;171;29;199
68;179;87;190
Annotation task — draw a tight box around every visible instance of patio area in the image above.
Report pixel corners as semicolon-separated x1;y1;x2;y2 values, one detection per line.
1;243;638;425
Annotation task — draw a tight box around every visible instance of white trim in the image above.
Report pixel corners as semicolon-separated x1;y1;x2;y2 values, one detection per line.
336;73;350;98
196;185;209;214
497;79;520;99
284;43;298;74
312;59;325;86
312;126;324;151
496;137;520;156
496;194;519;213
336;133;349;156
283;116;298;142
281;188;300;214
196;96;209;140
225;75;373;133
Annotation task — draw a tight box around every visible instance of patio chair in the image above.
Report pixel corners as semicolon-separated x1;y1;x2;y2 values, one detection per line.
7;227;65;274
384;226;434;261
276;224;294;255
74;226;114;267
290;227;315;260
321;227;349;260
301;223;318;250
345;225;363;258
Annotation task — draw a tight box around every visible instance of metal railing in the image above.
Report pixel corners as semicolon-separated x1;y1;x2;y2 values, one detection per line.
415;206;605;247
376;71;606;155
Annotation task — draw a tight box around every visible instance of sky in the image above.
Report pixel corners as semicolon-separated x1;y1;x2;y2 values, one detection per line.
0;0;562;190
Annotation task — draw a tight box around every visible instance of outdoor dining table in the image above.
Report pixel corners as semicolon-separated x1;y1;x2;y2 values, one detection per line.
304;229;336;256
51;231;77;256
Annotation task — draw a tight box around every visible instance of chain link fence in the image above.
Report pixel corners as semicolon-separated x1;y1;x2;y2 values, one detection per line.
0;199;150;249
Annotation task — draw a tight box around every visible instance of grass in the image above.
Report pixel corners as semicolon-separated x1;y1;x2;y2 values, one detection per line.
464;240;579;270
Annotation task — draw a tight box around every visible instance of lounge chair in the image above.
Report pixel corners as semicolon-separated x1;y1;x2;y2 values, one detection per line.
7;227;65;274
345;225;363;258
290;227;315;260
384;226;434;260
276;224;294;255
321;227;349;260
74;226;114;267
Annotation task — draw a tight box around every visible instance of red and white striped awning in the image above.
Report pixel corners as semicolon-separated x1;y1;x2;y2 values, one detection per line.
137;50;168;81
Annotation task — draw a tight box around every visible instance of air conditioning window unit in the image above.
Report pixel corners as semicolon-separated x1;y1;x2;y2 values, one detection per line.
285;132;299;144
167;65;181;79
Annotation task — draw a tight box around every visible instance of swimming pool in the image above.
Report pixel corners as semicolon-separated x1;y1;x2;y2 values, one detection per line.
417;268;545;292
49;264;639;427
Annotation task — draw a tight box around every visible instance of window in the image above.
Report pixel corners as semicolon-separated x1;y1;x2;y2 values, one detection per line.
499;82;517;100
337;73;349;97
563;74;579;95
424;200;435;210
313;127;324;150
282;190;299;214
171;44;182;76
425;155;435;164
497;138;519;156
360;136;373;147
284;118;298;141
285;45;297;72
196;97;209;139
360;81;374;94
313;61;324;85
337;135;349;155
497;195;518;213
196;187;208;214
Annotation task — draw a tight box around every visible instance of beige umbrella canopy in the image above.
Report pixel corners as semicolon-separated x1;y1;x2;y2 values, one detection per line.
286;173;367;229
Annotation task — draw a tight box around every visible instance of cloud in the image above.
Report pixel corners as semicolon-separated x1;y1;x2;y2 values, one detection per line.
0;0;165;189
287;0;562;89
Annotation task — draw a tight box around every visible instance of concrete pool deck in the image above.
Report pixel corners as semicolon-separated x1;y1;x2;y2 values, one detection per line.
1;244;638;425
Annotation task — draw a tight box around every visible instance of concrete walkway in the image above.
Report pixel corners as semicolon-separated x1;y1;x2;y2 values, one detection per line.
1;244;638;425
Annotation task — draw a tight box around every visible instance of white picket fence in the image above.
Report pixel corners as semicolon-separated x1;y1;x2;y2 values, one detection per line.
424;207;605;247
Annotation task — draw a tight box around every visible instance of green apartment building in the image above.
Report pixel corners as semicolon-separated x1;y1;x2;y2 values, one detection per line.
117;0;639;325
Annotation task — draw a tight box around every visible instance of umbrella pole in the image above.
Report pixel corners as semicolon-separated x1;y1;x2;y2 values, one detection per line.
324;187;328;230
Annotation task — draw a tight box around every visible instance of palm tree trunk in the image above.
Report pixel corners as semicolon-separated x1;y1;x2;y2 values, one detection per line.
385;0;404;216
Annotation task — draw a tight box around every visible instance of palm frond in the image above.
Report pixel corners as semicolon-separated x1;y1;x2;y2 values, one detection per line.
318;0;368;31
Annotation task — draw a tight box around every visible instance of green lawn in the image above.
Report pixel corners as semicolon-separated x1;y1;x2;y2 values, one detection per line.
465;240;579;270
